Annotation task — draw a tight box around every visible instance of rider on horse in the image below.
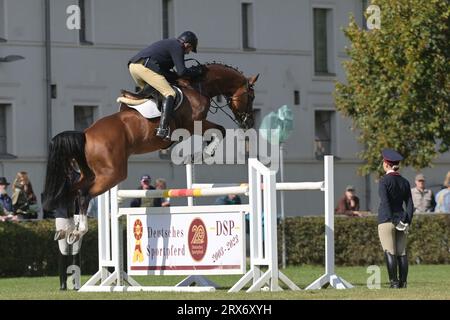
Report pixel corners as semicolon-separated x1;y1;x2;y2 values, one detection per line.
128;31;203;140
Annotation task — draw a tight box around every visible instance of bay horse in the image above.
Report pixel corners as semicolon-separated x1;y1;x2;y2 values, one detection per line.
42;62;259;241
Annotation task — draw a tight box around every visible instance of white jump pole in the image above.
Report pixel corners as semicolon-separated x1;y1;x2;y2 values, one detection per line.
186;162;194;206
305;155;353;290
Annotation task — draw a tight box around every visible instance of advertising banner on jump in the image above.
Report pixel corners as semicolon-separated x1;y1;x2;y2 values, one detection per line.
127;210;246;275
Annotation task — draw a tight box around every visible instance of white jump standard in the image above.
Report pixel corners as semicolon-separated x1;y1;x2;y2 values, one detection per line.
79;156;352;292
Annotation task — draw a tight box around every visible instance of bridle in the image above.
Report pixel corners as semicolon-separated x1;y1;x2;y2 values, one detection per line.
210;80;255;128
183;59;255;128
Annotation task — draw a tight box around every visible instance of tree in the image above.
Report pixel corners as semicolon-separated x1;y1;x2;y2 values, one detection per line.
335;0;449;176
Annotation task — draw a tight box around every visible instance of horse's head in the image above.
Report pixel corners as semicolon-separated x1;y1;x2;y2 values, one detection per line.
228;74;259;129
202;63;259;130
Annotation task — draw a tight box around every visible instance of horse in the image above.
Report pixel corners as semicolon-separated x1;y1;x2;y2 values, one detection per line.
42;62;259;241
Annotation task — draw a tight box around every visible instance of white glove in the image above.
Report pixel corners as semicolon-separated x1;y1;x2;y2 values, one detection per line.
396;221;409;233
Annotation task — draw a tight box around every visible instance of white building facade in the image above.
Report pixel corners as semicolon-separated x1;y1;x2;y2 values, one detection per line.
0;0;448;217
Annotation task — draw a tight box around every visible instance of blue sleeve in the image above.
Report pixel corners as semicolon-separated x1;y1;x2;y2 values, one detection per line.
378;179;392;217
435;191;440;212
169;42;187;76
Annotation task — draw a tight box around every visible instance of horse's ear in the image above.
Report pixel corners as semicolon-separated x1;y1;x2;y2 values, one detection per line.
248;74;260;85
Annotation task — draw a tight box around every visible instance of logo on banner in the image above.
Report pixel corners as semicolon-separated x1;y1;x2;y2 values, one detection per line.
132;219;144;263
188;218;208;261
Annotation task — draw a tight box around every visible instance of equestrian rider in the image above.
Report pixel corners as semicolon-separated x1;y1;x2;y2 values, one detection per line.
378;148;414;288
128;31;203;140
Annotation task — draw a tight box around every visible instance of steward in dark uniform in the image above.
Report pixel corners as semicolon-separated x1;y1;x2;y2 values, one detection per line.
128;31;203;140
378;149;413;288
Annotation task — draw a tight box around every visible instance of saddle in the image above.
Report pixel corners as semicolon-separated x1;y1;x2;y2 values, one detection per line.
121;84;159;101
119;83;182;107
117;84;184;119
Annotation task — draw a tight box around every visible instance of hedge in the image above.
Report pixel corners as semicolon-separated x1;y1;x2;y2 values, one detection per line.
0;220;99;277
282;214;450;266
0;215;449;277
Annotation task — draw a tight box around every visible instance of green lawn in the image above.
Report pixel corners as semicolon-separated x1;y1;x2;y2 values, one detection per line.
0;265;449;300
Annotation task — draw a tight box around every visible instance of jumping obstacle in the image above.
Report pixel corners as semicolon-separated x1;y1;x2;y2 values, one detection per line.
79;156;352;292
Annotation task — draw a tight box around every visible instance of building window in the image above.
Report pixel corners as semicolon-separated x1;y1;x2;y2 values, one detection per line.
241;3;255;50
314;110;334;158
79;0;93;45
162;0;174;39
0;104;11;155
0;0;6;42
294;90;300;105
313;8;334;75
74;105;96;131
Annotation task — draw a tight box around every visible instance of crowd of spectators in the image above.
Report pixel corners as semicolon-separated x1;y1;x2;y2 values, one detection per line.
0;172;38;222
0;172;172;222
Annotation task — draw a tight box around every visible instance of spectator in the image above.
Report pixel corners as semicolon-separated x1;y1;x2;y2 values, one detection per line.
215;194;242;205
335;185;362;217
155;178;170;207
0;177;17;222
435;171;450;213
130;175;162;207
11;171;38;219
411;173;435;213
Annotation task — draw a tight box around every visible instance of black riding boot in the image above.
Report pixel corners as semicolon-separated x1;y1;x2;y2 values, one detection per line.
70;253;81;290
398;255;408;288
384;251;399;288
155;95;175;140
58;253;68;291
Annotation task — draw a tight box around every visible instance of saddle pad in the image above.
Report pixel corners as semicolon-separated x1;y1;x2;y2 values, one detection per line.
117;87;183;119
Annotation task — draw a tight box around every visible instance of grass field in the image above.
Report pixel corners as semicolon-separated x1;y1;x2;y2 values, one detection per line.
0;265;449;300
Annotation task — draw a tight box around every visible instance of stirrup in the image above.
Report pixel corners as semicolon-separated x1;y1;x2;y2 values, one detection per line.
155;127;171;140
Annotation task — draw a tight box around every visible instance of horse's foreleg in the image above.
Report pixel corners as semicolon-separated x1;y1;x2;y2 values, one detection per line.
201;120;226;158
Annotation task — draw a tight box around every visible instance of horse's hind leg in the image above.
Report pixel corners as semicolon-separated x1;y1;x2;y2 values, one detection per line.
67;193;91;245
76;188;92;237
88;169;126;198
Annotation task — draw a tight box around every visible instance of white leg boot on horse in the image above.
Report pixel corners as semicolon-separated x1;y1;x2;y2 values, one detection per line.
67;214;88;245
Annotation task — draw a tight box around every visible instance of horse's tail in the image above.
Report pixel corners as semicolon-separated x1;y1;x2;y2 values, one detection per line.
42;131;92;211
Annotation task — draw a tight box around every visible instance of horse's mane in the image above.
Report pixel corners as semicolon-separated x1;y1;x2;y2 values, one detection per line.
204;61;244;75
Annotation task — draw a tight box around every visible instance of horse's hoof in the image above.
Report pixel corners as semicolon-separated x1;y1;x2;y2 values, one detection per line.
67;232;80;245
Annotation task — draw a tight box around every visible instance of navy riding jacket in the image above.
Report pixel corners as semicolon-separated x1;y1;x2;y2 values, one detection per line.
378;172;414;225
129;38;190;79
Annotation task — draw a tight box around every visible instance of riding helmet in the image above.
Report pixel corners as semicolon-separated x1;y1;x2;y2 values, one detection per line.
178;31;198;53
